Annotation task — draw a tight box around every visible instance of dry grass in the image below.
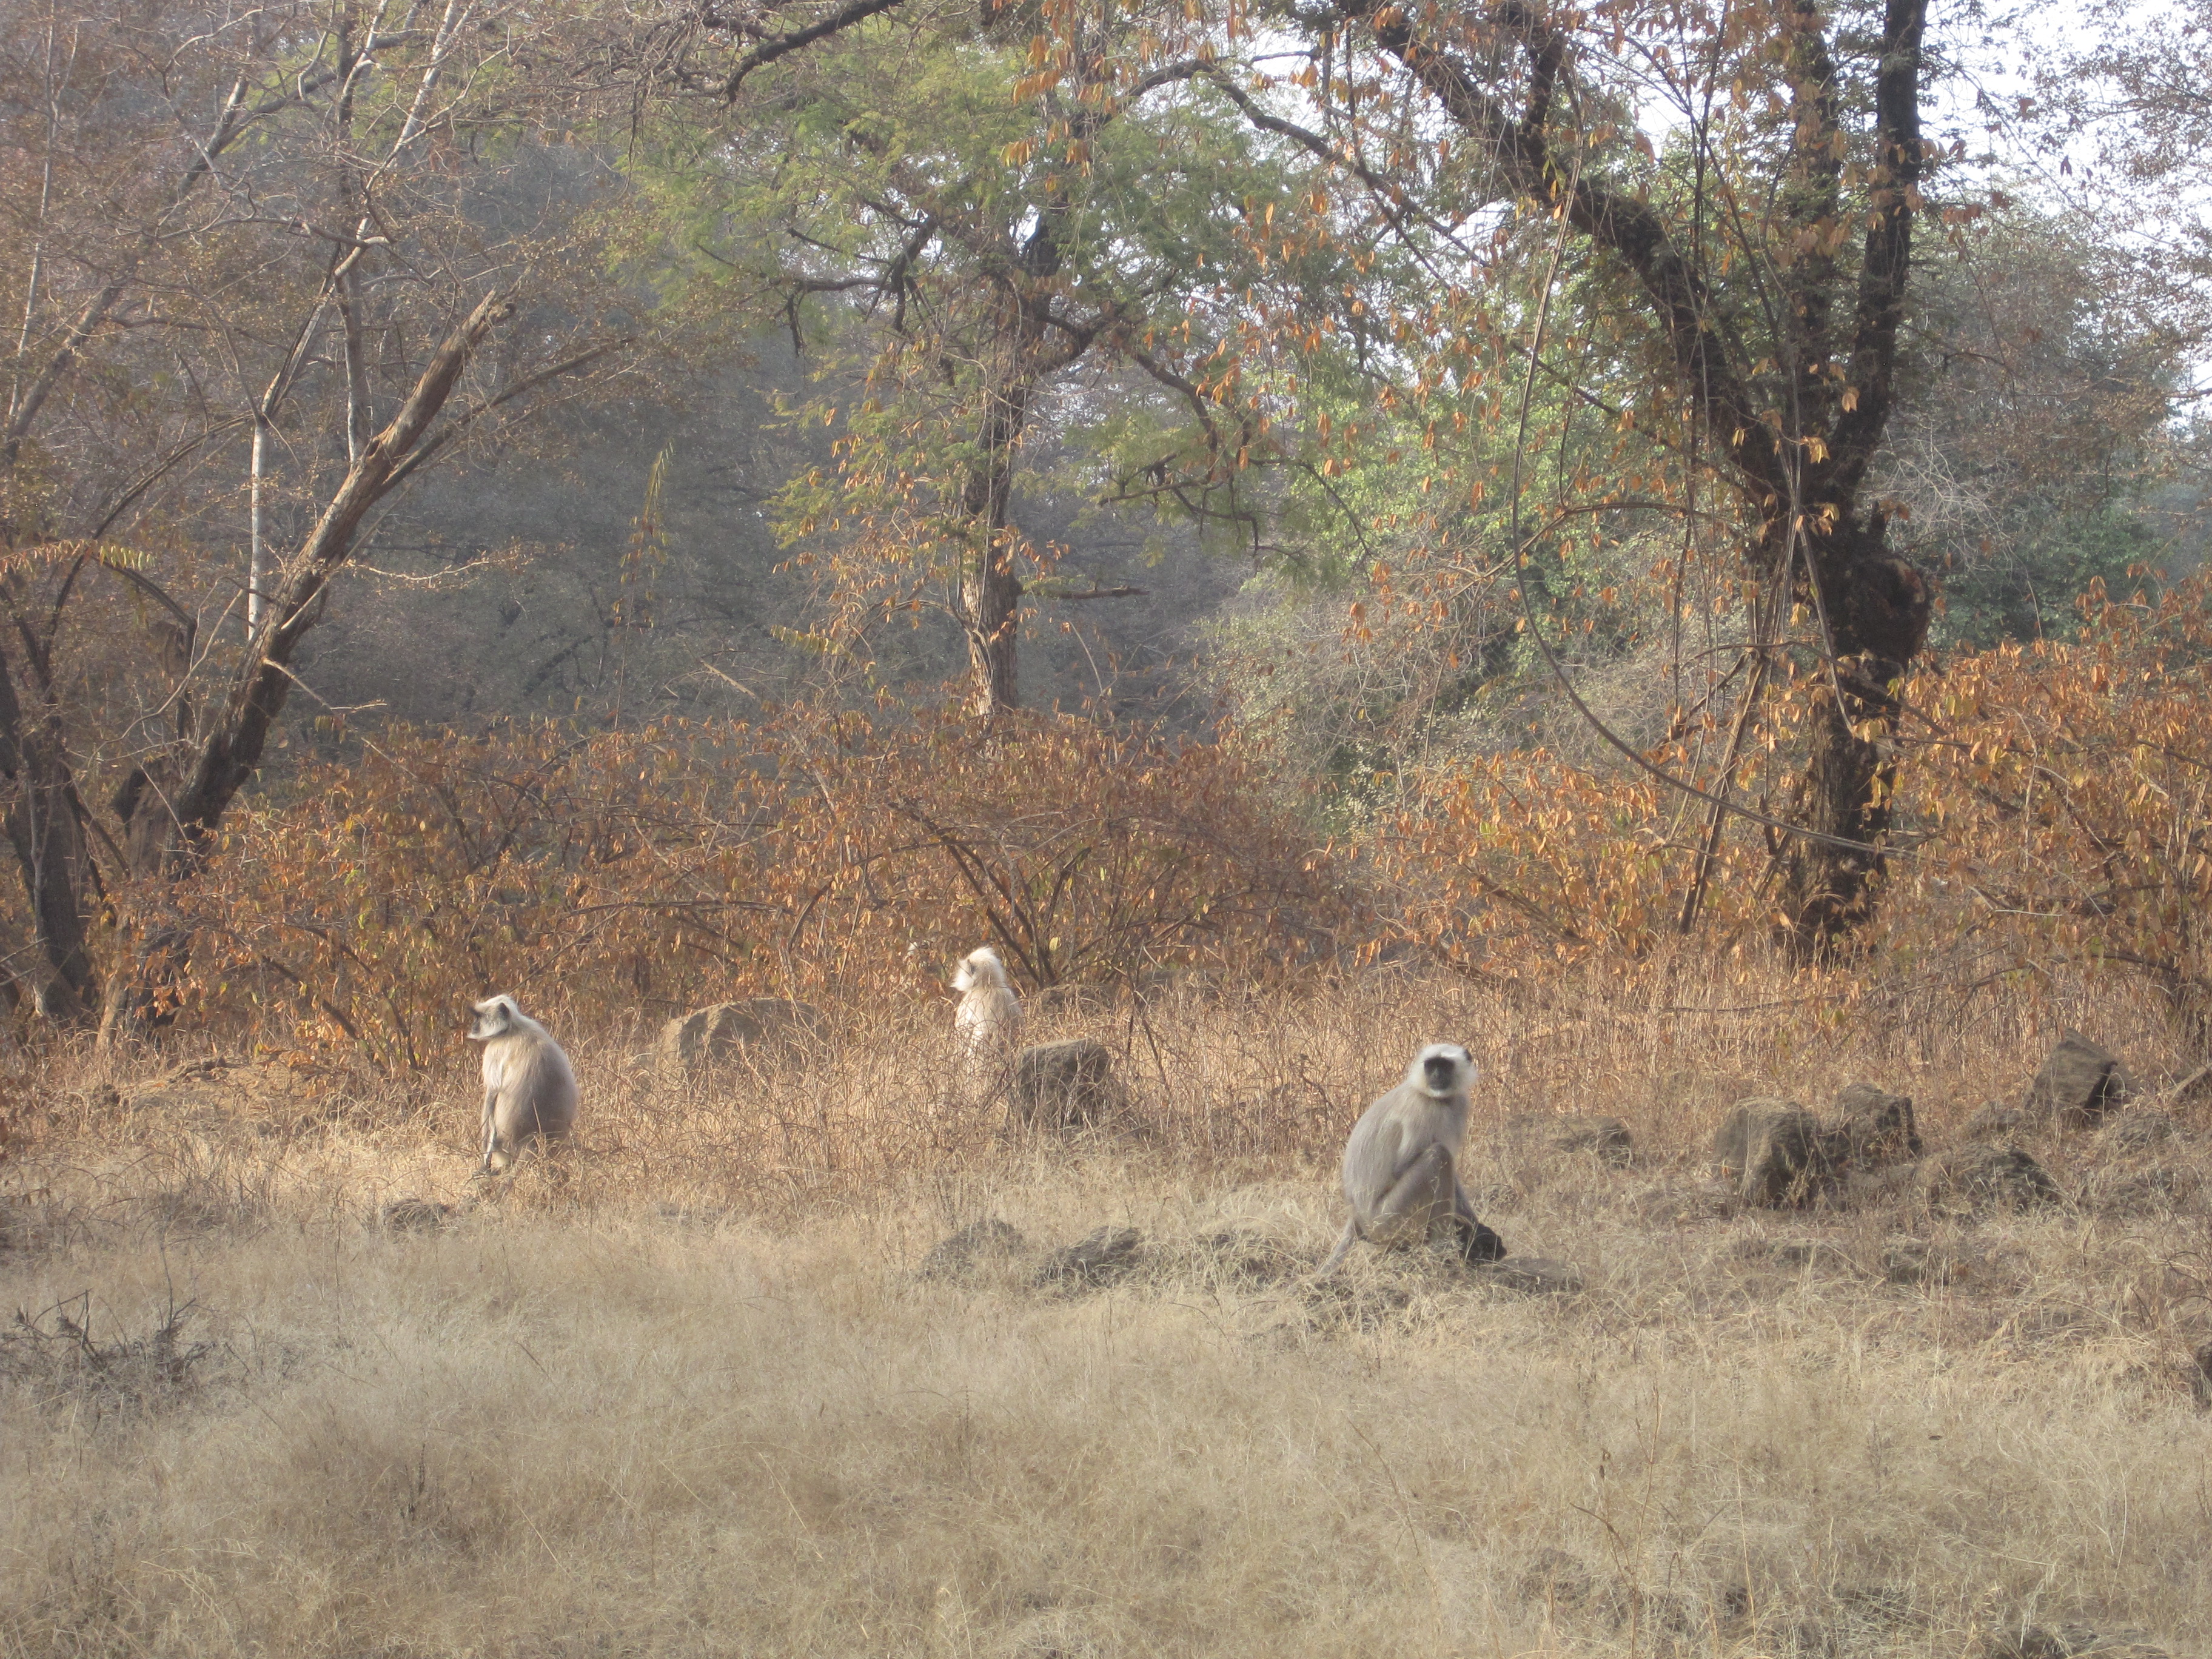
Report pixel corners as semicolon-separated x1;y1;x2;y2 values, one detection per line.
2;962;2210;1658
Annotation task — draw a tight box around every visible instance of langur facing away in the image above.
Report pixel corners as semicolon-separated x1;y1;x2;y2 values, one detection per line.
951;947;1023;1064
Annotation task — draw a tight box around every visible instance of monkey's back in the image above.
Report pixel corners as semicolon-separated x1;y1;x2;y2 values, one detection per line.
954;987;1022;1048
483;1026;579;1144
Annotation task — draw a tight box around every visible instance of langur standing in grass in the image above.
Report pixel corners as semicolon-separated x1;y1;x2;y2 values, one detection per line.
467;994;579;1174
1315;1042;1504;1276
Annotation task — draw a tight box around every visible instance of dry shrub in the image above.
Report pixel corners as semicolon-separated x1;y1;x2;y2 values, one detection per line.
1365;577;2212;1065
154;703;1339;1066
1894;577;2212;1049
70;578;2212;1098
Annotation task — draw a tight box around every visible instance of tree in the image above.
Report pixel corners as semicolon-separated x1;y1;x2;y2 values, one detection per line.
1114;0;1948;954
0;0;631;1028
643;0;1346;717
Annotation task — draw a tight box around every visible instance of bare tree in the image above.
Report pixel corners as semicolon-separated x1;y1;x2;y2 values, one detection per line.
0;0;630;1029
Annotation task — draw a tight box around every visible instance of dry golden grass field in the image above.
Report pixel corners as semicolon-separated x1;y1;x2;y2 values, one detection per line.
2;967;2210;1658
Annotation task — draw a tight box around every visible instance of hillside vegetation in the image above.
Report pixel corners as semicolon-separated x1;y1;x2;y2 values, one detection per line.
7;0;2212;1654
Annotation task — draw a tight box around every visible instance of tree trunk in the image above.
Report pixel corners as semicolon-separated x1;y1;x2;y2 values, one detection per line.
957;395;1025;719
1780;519;1932;950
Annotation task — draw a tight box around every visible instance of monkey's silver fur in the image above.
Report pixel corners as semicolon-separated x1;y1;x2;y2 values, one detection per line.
466;994;579;1173
951;947;1022;1062
1315;1043;1490;1276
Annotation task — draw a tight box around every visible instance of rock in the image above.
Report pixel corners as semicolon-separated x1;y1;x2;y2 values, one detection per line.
1920;1144;2063;1213
2096;1112;2179;1156
2022;1031;2132;1128
1011;1038;1123;1128
1471;1256;1584;1295
1715;1099;1830;1207
1973;1622;2173;1659
376;1198;451;1232
1504;1113;1634;1166
917;1218;1027;1280
2191;1341;2212;1409
1033;1226;1142;1287
1828;1082;1923;1167
1966;1101;2028;1141
659;999;829;1074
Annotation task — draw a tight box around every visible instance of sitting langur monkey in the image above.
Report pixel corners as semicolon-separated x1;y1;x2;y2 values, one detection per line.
466;994;579;1173
1316;1042;1505;1276
951;946;1023;1064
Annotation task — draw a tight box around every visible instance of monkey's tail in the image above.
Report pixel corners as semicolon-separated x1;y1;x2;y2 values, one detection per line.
1312;1219;1360;1281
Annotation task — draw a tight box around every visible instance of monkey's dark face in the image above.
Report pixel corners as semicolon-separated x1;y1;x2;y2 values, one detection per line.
468;998;516;1042
1415;1043;1474;1097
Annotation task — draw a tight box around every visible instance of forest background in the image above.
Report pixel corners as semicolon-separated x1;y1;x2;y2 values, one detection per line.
0;0;2210;1074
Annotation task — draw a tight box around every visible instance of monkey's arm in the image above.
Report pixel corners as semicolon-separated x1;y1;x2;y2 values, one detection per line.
478;1088;499;1170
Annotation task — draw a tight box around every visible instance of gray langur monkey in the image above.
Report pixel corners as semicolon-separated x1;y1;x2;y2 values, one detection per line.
951;946;1023;1063
1315;1042;1505;1276
466;994;579;1174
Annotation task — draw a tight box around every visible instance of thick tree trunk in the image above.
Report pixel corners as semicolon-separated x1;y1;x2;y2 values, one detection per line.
957;419;1024;719
0;740;98;1019
0;624;98;1019
1780;520;1931;951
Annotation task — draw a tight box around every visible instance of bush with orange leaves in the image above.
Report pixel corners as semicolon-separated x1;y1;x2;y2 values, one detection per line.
1894;576;2212;1051
1366;575;2212;1056
161;704;1345;1065
121;583;2212;1066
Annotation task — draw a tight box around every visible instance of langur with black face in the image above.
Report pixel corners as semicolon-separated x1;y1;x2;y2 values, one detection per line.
1315;1042;1505;1276
466;994;579;1174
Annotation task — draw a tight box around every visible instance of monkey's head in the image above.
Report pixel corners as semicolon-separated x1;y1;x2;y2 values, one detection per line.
1407;1042;1475;1099
952;947;1009;993
468;994;522;1041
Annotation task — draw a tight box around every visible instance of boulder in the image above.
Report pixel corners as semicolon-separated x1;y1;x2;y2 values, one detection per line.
1503;1113;1634;1166
1033;1226;1142;1287
1920;1144;2062;1213
1715;1099;1829;1207
2022;1031;2131;1128
917;1218;1027;1281
1827;1082;1923;1168
1011;1038;1122;1128
659;999;828;1074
